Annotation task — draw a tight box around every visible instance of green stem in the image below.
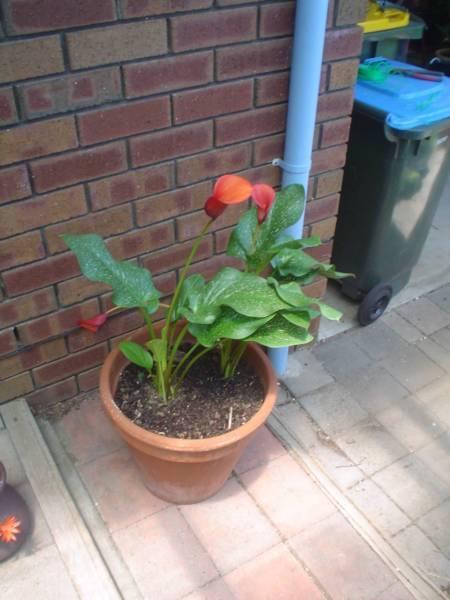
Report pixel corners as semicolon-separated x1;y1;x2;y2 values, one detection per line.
140;308;156;341
172;341;201;380
173;346;212;395
227;341;247;377
166;322;189;386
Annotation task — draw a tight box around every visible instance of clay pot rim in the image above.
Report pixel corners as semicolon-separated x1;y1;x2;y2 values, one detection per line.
100;330;277;454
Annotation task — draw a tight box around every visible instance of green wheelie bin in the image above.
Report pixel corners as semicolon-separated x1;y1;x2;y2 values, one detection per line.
332;58;450;325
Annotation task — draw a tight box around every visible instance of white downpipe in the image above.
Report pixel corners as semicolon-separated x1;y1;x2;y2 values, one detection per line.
268;0;329;375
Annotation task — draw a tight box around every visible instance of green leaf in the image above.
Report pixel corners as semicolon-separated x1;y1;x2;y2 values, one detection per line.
271;247;350;281
146;339;167;368
268;278;314;309
270;235;322;253
226;206;258;261
63;234;160;311
119;341;153;371
176;274;206;320
280;310;311;328
244;314;314;347
314;300;342;321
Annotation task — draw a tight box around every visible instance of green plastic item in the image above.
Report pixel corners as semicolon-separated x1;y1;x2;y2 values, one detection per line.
358;61;391;82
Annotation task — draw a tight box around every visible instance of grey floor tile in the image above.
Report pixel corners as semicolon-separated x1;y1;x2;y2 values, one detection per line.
427;283;450;314
432;326;450;351
416;337;450;373
382;343;444;393
0;429;26;486
373;454;449;520
347;478;410;536
282;348;334;398
383;310;425;343
351;320;410;361
416;375;450;429
417;432;450;487
418;499;450;559
397;297;450;335
393;525;450;591
375;581;416;600
340;365;409;415
336;419;409;476
376;395;444;452
299;383;368;438
312;334;372;381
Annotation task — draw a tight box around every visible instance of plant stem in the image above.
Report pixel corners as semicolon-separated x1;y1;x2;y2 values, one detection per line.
166;322;189;386
172;341;201;380
140;308;156;340
173;346;212;395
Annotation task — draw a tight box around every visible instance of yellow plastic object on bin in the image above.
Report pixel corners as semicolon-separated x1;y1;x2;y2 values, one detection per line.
359;1;410;34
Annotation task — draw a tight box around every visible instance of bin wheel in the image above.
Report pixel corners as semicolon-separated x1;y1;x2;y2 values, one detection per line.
358;283;392;326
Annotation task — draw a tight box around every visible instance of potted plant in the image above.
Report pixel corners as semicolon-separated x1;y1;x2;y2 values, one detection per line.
64;175;345;503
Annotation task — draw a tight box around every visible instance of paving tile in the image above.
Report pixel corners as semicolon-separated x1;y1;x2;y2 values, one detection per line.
225;544;325;600
417;431;450;487
383;310;425;343
397;297;450;335
234;425;286;475
0;544;79;600
336;419;409;476
183;578;234;600
381;342;444;393
416;375;450;429
54;392;124;464
180;477;280;574
290;512;396;600
376;395;444;452
312;334;372;381
282;348;334;398
79;446;167;532
416;337;450;373
340;365;409;415
373;454;448;520
15;481;54;557
427;283;450;314
431;326;450;351
418;499;450;559
0;428;26;486
392;525;450;590
276;403;364;489
299;383;368;437
375;581;416;600
276;383;292;406
347;478;410;536
113;506;218;600
351;320;410;361
240;454;336;538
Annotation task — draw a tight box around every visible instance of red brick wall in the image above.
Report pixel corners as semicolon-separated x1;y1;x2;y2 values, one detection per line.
0;0;365;408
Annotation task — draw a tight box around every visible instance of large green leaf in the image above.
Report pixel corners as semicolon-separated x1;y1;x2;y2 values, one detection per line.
175;274;207;320
226;206;258;261
268;278;315;309
119;341;153;371
244;314;313;347
63;234;160;311
280;310;311;328
271;247;349;281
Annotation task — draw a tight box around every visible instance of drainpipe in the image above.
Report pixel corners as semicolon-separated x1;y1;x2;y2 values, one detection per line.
268;0;329;376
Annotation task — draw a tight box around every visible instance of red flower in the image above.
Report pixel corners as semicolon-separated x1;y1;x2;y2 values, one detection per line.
78;312;108;333
204;174;253;220
251;184;276;223
0;515;21;543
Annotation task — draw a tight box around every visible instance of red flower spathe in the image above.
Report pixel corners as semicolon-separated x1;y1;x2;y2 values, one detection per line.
204;174;253;220
251;184;276;223
78;313;108;333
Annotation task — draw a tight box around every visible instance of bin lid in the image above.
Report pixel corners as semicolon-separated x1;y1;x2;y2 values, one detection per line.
355;58;450;130
358;1;410;34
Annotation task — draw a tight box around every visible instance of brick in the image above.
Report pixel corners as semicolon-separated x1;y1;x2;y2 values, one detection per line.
136;181;210;226
315;169;344;198
0;230;45;269
142;236;212;275
329;58;359;90
0;116;77;167
57;277;108;307
305;193;340;225
214;227;233;253
18;67;122;120
3;253;79;296
177;202;246;241
33;343;108;386
311;144;347;175
323;27;363;62
256;72;289;107
0;338;66;380
89;163;173;210
217;38;291;81
310;216;337;241
0;165;30;204
173;80;253;125
0;186;87;239
131;121;212;167
217;0;257;4
45;205;133;254
253;133;284;166
120;0;212;17
0;329;16;356
77;366;101;392
67;20;167;70
177;143;252;185
306;240;333;262
0;87;18;125
108;221;175;260
17;298;99;346
68;309;143;352
31;142;127;193
4;0;116;34
317;89;354;123
124;51;212;98
171;7;256;52
336;0;368;26
0;372;33;403
241;163;281;187
259;2;295;37
0;288;57;329
0;36;63;84
27;377;78;410
78;97;170;146
321;116;351;147
216;105;286;146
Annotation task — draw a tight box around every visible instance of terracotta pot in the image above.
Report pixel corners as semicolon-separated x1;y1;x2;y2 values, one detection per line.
99;327;277;504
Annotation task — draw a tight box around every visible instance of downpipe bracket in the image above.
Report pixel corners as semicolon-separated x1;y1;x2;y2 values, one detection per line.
272;158;311;176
